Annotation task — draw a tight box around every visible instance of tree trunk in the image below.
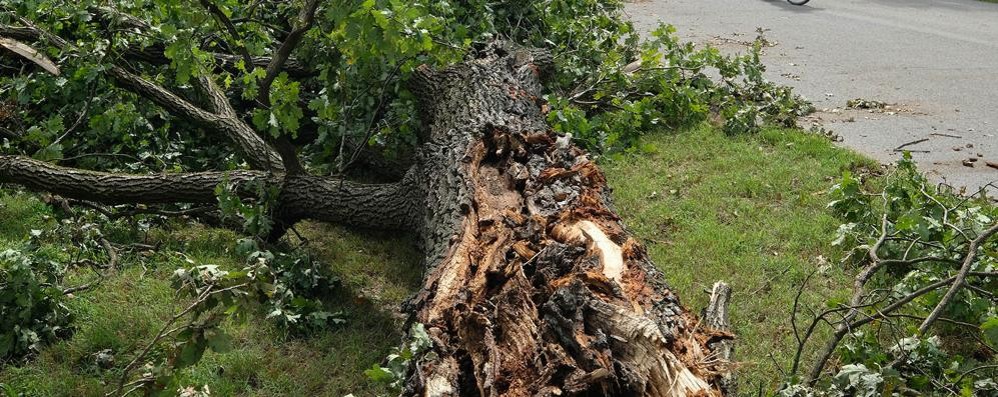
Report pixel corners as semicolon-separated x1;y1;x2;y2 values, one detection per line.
0;43;732;396
398;46;732;396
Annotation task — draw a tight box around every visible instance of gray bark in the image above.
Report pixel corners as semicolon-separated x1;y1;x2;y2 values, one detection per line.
0;155;416;231
108;66;286;172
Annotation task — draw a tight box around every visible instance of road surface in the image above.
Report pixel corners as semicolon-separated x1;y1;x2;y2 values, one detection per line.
625;0;998;192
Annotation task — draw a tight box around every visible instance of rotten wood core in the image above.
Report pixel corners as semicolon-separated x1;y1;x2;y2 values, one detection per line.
404;125;731;397
0;39;734;396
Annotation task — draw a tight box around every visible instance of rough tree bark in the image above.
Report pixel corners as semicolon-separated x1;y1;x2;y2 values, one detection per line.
0;42;733;396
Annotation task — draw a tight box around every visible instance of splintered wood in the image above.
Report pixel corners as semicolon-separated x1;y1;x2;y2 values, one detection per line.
410;125;731;396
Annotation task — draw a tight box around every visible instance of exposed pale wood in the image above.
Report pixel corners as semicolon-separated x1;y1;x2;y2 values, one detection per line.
0;37;60;75
704;282;735;394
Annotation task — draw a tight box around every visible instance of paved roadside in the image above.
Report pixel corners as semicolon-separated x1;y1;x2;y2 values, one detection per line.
625;0;998;192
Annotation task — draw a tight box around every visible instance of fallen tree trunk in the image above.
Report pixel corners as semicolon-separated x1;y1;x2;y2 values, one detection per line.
396;45;732;397
0;44;732;396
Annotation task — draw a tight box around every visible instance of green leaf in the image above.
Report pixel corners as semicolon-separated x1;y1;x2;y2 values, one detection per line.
364;364;395;383
175;342;206;369
982;317;998;346
205;331;234;353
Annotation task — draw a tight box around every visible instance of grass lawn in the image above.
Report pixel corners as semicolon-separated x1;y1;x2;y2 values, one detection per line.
0;124;875;396
602;125;875;391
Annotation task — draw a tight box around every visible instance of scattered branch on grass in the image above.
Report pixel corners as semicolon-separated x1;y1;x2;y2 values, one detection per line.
796;160;998;391
109;282;248;397
42;195;120;294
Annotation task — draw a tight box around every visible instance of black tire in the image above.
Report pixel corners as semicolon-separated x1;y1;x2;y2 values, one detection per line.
787;0;810;4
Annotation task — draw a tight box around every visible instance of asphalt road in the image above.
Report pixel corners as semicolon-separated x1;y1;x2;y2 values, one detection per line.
625;0;998;192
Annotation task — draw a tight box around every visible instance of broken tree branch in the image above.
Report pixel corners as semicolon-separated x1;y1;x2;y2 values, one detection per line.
1;21;286;171
0;37;60;75
246;0;320;175
108;66;285;171
893;138;930;153
919;222;998;332
0;154;419;231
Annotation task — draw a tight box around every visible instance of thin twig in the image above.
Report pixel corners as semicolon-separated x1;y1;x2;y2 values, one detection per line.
953;364;998;386
919;223;998;332
341;59;407;173
197;0;254;68
787;270;815;376
110;285;215;396
893;138;929;152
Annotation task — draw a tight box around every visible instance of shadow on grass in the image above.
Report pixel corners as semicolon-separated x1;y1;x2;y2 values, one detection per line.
0;194;424;396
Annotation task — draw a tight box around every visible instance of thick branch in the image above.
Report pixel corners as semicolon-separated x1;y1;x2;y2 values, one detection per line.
194;75;235;116
107;66;285;171
277;170;420;230
0;155;417;231
89;5;152;31
0;26;37;42
249;0;319;175
1;154;260;204
108;66;218;124
1;22;287;171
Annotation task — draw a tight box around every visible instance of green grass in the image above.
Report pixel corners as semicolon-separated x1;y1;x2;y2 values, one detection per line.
0;190;421;397
0;124;875;395
603;124;875;391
